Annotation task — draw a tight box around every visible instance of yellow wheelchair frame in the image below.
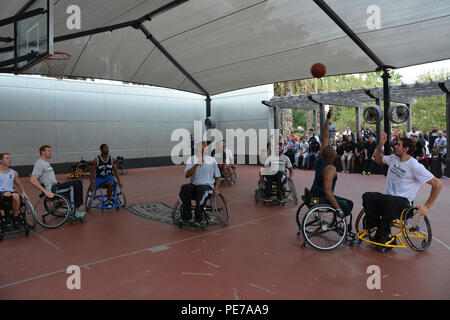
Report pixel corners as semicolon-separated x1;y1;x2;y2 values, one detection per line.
355;206;432;253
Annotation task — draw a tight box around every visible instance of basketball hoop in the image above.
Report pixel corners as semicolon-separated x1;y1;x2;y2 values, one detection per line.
45;51;71;79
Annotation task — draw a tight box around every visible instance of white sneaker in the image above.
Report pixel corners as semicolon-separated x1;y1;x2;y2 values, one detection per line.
75;209;86;218
442;175;450;180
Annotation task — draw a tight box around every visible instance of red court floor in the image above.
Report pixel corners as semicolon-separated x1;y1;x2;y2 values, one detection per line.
1;165;449;300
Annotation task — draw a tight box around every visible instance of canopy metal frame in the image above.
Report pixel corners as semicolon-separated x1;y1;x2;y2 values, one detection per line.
263;79;450;154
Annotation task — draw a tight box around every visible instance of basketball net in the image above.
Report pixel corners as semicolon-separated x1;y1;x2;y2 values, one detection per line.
44;51;71;80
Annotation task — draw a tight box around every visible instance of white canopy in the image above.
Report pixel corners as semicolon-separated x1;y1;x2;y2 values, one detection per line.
1;0;449;95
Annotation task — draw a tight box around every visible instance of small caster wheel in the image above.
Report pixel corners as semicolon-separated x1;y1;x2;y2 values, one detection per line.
80;219;84;223
381;247;387;253
201;227;206;232
25;230;30;237
356;239;362;245
296;231;301;238
301;243;306;249
349;241;355;247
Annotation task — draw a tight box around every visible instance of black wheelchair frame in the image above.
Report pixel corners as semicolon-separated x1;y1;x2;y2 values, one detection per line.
295;188;356;251
0;194;36;241
254;174;298;206
172;193;230;232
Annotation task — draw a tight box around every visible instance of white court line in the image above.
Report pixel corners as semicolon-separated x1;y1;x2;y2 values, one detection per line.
30;230;60;250
0;209;293;290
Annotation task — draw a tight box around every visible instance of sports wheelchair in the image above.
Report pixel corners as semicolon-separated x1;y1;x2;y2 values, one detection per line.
34;186;85;229
295;188;356;251
85;178;126;212
355;206;432;253
220;165;237;186
172;193;230;232
254;173;298;206
0;194;36;241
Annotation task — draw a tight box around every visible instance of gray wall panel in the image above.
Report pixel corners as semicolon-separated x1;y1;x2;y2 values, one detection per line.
1;74;273;168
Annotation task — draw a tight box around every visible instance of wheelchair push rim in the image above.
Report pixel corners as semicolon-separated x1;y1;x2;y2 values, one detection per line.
211;194;230;227
301;204;347;251
21;197;37;229
34;194;71;229
400;207;432;253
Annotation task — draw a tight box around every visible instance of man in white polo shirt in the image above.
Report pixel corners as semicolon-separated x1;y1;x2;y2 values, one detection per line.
179;141;221;225
362;132;442;249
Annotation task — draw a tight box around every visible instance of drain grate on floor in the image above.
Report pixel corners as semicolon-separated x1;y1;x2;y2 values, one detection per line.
126;202;175;225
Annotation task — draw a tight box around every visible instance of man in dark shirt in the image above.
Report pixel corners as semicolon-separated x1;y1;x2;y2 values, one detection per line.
352;134;365;173
428;125;438;150
341;134;355;173
363;136;377;175
410;133;425;159
306;136;321;169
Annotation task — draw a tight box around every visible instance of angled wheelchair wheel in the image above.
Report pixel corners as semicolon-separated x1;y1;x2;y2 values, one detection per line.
116;185;127;209
171;199;183;227
224;169;233;186
118;161;128;175
254;187;263;204
85;189;94;212
34;194;71;229
211;194;230;227
21;198;37;229
295;202;307;229
400;207;432;253
230;167;237;184
301;204;347;251
355;208;377;241
287;179;299;204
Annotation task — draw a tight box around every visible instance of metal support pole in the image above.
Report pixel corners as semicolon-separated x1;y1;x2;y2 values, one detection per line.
382;69;391;155
273;107;280;130
446;92;450;177
438;82;450;176
355;107;360;136
375;98;381;144
313;110;318;134
406;103;412;132
319;103;325;137
206;95;211;118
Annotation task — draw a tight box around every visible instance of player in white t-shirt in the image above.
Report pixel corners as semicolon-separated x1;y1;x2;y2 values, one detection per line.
362;132;442;248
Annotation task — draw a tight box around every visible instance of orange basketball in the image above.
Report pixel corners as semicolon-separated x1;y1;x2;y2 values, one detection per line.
311;63;326;78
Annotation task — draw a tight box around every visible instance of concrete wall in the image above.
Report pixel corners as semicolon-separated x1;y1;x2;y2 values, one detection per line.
0;74;274;170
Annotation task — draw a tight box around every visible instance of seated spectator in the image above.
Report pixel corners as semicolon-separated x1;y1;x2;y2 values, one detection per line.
363;136;377;175
284;137;299;168
429;125;439;150
329;122;337;140
434;131;447;159
336;135;344;156
407;127;419;139
295;135;309;169
352;134;365;173
367;127;377;142
358;124;369;141
306;136;321;170
410;133;426;167
342;126;354;141
341;134;355;173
